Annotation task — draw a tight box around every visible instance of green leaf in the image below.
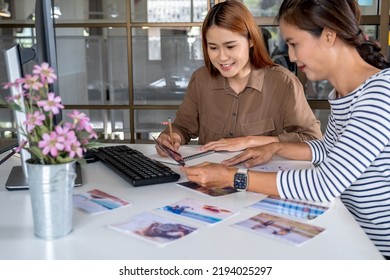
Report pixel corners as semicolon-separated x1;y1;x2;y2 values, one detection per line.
56;156;74;164
28;146;45;160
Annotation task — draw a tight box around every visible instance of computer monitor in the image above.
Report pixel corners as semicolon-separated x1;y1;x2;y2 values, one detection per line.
33;0;61;126
4;44;31;189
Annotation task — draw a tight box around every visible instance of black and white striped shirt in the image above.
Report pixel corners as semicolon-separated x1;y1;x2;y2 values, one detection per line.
277;68;390;257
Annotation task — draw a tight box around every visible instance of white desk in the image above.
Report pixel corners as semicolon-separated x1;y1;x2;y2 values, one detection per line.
0;144;384;260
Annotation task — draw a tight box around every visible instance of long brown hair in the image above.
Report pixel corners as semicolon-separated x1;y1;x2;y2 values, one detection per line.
202;0;275;78
276;0;389;69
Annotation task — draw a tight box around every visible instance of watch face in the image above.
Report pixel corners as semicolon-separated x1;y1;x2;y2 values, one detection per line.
234;172;248;191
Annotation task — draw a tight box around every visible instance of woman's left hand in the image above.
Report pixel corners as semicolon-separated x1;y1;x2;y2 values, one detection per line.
200;136;278;152
200;137;250;152
180;162;236;188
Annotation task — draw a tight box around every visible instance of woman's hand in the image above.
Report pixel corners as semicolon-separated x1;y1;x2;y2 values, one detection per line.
222;144;276;168
155;133;181;156
180;162;236;188
200;136;278;152
200;137;248;152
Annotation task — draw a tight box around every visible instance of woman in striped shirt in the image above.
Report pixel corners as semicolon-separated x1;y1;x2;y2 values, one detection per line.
182;0;390;259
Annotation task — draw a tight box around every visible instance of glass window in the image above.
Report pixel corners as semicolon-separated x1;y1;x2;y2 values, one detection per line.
55;27;128;106
305;80;332;100
362;25;378;40
132;27;203;105
260;26;278;56
135;109;178;140
313;109;330;134
0;0;128;23
131;0;208;23
0;108;15;139
63;109;180;141
243;0;283;17
56;0;127;22
62;109;131;141
0;0;34;21
358;0;378;15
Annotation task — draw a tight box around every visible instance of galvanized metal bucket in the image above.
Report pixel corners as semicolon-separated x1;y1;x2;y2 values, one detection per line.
27;160;76;239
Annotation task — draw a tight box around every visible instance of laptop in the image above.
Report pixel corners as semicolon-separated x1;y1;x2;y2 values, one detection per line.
0;139;17;155
5;162;83;191
2;139;83;190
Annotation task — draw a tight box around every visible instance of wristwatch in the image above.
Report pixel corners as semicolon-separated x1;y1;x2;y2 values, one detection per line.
234;168;248;191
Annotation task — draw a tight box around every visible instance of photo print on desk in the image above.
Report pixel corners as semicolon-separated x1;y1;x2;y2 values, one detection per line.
158;197;238;225
248;196;329;220
177;181;237;197
73;188;131;215
107;212;198;246
234;212;325;245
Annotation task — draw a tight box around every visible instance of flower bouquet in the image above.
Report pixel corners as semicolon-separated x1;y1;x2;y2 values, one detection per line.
2;62;97;164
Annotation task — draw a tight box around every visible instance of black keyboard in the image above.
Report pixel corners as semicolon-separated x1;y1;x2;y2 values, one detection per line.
89;145;180;187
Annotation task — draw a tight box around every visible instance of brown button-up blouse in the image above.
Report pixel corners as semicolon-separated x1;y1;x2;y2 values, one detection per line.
162;65;322;145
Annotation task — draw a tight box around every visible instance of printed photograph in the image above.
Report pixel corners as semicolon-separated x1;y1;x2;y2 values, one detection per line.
234;212;325;245
73;189;131;214
158;197;238;224
249;195;329;220
108;212;197;246
178;181;237;197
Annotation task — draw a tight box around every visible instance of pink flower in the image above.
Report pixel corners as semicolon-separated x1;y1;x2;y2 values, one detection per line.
37;92;64;114
54;124;71;140
2;81;14;89
88;128;98;139
24;111;46;132
33;62;57;84
68;110;97;139
55;125;77;151
22;74;43;91
68;110;90;130
68;141;83;158
38;131;65;157
2;79;21;90
6;93;23;103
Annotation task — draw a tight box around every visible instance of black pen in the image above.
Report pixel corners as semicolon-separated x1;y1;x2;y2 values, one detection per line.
0;149;16;165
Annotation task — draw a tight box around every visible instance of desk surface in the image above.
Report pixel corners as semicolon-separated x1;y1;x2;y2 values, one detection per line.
0;144;383;260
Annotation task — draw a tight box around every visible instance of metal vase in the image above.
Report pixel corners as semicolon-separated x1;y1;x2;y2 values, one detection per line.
27;160;76;239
